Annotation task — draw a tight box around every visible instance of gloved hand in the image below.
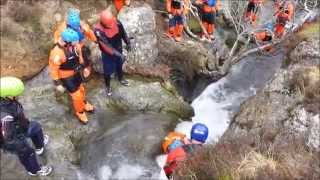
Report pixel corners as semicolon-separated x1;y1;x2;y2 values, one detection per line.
53;80;65;93
114;50;126;61
126;44;132;52
168;13;173;19
83;68;91;78
56;85;65;93
74;64;85;72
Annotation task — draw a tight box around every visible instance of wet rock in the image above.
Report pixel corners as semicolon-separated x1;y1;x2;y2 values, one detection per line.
90;77;194;119
224;38;320;154
0;0;106;80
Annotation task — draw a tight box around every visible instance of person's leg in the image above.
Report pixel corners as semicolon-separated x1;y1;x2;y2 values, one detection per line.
70;84;87;124
16;140;41;174
102;53;116;94
166;14;176;38
27;121;44;150
115;55;129;86
174;15;184;42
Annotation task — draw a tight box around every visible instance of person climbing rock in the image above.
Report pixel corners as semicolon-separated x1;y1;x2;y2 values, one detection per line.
163;123;209;178
113;0;131;13
0;76;52;176
245;0;263;26
54;8;97;77
165;0;189;42
49;28;94;124
162;131;186;153
94;10;131;96
195;0;221;41
274;0;294;38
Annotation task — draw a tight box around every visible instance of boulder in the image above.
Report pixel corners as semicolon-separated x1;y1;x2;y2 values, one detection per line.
91;4;159;77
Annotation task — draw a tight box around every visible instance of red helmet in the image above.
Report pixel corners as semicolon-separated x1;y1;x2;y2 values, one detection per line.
100;10;116;28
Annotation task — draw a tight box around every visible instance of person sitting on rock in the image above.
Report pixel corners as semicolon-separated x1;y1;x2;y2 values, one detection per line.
94;10;131;96
274;1;294;38
113;0;131;13
244;0;263;26
195;0;221;41
49;28;94;124
0;76;52;176
163;123;209;178
162;131;187;153
54;8;97;76
165;0;189;42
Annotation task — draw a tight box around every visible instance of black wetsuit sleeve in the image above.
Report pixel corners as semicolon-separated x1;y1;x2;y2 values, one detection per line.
94;29;115;55
118;21;130;46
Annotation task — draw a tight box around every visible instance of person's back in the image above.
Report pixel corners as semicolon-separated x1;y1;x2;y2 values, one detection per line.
0;77;52;176
163;123;209;178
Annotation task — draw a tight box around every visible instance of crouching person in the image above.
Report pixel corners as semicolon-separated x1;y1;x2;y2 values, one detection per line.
0;77;52;176
163;123;209;178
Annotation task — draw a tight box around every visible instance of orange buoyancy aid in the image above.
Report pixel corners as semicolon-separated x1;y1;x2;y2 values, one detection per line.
162;132;186;153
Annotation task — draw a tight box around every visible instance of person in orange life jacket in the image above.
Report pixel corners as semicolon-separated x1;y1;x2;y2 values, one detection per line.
195;0;221;41
165;0;189;42
163;123;209;178
48;28;94;124
54;8;97;75
113;0;131;13
0;77;52;176
273;1;294;38
245;0;263;26
162;131;187;153
274;7;290;38
94;10;131;96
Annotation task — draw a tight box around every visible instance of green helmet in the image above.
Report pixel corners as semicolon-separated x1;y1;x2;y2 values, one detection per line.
0;76;25;98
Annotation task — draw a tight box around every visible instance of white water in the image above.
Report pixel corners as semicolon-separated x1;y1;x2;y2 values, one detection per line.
156;50;284;179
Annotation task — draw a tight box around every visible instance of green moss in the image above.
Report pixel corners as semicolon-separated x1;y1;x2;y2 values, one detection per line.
297;22;320;40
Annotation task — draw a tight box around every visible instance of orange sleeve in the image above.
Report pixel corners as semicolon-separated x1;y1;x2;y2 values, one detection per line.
54;22;67;44
216;0;222;11
124;0;130;5
166;0;172;13
48;48;64;80
81;21;97;42
183;0;190;14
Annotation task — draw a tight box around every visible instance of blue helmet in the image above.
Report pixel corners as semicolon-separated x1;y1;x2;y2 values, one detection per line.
191;123;209;143
168;140;184;152
61;28;79;43
67;8;81;29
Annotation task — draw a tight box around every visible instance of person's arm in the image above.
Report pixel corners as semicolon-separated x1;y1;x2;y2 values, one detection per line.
94;29;115;55
48;49;63;81
94;28;124;58
166;0;172;13
118;21;130;47
81;21;97;42
1;112;15;142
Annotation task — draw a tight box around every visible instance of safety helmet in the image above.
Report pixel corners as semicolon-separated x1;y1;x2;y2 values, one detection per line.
0;76;24;98
67;8;81;29
168;140;184;152
100;10;116;28
190;123;209;143
61;28;79;43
